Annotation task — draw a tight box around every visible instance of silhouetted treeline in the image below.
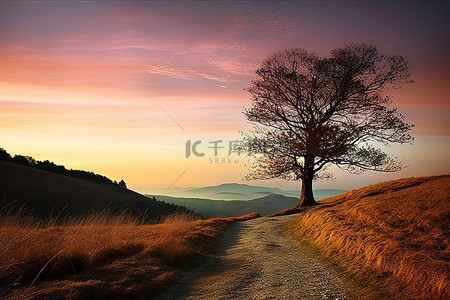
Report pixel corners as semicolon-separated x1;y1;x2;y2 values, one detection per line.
0;148;126;187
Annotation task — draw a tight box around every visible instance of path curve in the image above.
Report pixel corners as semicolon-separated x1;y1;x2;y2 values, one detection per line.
157;215;348;299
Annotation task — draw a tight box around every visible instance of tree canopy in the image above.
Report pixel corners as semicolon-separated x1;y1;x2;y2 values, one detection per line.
242;43;414;206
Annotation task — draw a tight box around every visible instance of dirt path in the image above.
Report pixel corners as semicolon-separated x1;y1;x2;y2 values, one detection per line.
157;215;348;299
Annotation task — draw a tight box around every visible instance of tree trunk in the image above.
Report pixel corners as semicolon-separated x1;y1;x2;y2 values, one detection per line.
298;173;317;207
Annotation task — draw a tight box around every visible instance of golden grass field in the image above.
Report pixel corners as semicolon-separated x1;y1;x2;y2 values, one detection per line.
0;206;258;299
2;175;448;299
291;175;449;299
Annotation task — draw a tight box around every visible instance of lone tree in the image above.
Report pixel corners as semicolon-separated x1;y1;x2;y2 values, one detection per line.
242;43;414;207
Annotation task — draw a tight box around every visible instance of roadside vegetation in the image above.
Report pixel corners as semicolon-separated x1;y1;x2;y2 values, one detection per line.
0;206;258;299
291;175;449;299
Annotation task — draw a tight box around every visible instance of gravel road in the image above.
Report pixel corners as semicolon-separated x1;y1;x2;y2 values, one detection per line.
157;215;348;299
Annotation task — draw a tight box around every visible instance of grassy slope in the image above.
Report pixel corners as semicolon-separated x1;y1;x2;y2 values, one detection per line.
0;160;184;219
291;175;449;299
0;209;259;299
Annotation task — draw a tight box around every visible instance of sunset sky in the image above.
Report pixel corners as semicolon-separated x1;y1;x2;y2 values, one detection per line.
1;1;449;193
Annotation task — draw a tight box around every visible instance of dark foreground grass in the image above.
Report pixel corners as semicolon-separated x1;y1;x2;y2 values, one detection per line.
0;206;259;299
291;175;449;300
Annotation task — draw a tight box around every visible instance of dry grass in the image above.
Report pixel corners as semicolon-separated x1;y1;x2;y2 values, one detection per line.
0;205;259;299
291;175;450;299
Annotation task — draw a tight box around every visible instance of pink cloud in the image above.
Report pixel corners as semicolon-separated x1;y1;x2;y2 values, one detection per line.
146;62;231;83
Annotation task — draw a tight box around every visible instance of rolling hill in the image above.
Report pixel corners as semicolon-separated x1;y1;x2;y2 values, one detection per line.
147;183;345;217
209;191;273;200
291;175;450;300
152;194;300;218
0;160;189;220
186;183;295;196
146;182;345;201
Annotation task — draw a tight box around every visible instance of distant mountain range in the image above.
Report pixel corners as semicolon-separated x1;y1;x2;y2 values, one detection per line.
146;183;346;217
143;183;344;201
153;194;299;218
186;183;294;197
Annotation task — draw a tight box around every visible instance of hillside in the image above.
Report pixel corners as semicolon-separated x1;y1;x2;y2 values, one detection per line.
152;194;299;218
0;208;258;299
0;147;123;187
179;183;344;200
145;183;345;201
0;160;188;220
291;175;450;299
184;183;296;198
150;185;345;217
